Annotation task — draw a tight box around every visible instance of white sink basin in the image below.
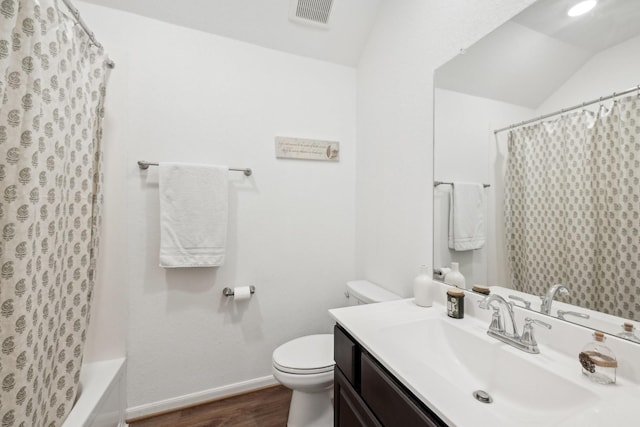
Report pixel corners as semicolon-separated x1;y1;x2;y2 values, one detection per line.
376;318;599;426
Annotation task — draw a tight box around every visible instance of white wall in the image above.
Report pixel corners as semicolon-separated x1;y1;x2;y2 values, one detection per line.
536;34;640;115
79;2;357;417
355;0;536;297
433;89;533;288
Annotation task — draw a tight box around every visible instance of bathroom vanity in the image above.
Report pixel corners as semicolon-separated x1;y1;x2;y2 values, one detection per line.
330;284;640;427
334;324;446;427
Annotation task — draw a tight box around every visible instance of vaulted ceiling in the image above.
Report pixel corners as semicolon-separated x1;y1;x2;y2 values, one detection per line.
79;0;640;108
78;0;382;67
435;0;640;108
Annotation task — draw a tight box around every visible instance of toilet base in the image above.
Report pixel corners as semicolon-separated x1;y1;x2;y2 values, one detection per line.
287;387;334;427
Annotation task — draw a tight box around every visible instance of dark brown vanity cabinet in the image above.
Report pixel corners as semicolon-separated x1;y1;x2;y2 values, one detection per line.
334;325;448;427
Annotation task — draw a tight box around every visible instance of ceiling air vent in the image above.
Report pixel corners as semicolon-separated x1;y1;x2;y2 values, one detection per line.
289;0;334;28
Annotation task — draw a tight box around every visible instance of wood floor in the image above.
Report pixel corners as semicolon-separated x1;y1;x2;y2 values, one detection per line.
129;385;292;427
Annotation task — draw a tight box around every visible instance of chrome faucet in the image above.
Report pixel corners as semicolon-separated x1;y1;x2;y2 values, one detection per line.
540;284;570;315
478;295;552;354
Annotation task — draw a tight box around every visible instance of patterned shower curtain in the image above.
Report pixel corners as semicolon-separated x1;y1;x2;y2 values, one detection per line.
0;1;109;426
505;95;640;321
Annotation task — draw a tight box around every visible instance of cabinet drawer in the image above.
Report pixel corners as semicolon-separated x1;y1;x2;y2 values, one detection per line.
360;352;445;427
334;325;358;386
335;368;382;427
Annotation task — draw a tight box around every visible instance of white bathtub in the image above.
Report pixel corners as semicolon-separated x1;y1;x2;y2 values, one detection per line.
62;358;127;427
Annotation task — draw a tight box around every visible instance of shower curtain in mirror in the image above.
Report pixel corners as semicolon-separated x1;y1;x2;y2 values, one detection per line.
505;95;640;321
0;1;109;426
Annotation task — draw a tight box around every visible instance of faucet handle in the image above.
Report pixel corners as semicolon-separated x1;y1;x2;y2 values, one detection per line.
524;317;552;330
488;306;505;333
478;298;505;332
477;297;489;309
520;318;552;354
557;310;590;321
508;295;532;309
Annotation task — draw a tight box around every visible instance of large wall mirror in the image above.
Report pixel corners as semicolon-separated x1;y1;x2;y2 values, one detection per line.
433;0;640;342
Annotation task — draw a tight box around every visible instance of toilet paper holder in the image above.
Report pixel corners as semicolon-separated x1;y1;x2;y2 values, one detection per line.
223;285;256;297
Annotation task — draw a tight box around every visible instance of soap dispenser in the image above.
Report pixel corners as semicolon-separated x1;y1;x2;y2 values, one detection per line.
616;322;640;343
444;262;465;288
579;331;617;384
413;265;435;307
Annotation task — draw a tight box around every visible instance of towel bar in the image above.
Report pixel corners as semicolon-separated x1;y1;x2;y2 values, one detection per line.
434;181;490;188
137;160;252;176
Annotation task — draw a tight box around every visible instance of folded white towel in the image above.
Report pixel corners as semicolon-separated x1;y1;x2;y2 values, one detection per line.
159;162;229;267
448;182;485;251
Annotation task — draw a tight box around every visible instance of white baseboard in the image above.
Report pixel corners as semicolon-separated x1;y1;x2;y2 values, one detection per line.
126;375;279;421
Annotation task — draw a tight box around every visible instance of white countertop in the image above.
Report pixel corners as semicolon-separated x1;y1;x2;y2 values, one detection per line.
330;293;640;427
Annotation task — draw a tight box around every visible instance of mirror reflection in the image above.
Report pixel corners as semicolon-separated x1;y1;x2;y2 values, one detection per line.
433;0;640;342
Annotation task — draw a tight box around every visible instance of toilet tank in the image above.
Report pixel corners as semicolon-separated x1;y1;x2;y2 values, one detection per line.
346;280;401;306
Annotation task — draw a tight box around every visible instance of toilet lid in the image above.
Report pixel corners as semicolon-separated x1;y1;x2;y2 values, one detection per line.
273;334;334;374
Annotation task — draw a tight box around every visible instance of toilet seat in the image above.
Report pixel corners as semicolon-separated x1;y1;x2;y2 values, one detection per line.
272;334;334;375
274;362;334;375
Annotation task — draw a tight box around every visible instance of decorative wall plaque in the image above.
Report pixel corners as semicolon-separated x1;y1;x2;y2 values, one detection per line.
275;136;340;161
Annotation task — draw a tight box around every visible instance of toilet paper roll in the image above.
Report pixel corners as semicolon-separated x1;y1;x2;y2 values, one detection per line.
439;267;451;276
233;286;252;300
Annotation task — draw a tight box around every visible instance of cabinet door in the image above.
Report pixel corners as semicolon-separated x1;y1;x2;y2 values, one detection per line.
360;353;446;427
335;368;382;427
334;325;358;387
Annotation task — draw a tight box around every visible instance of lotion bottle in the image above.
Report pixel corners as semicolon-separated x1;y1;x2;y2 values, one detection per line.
413;265;434;307
444;262;466;288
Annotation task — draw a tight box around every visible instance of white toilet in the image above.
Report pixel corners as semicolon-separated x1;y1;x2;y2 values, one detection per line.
272;280;401;427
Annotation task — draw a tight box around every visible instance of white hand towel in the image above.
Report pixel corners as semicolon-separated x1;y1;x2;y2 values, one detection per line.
448;182;485;251
159;162;229;267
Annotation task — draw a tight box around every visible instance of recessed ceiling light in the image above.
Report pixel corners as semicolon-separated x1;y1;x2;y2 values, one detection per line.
567;0;597;17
